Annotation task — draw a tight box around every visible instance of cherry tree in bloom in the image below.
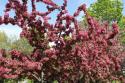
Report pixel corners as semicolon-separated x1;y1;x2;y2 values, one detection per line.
0;0;125;83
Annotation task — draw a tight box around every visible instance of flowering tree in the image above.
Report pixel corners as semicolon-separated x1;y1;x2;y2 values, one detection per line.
0;0;125;83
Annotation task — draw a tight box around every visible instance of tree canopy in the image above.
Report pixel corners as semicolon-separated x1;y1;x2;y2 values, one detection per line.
88;0;123;22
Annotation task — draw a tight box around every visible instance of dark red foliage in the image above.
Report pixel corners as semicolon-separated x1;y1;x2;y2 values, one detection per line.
0;0;125;82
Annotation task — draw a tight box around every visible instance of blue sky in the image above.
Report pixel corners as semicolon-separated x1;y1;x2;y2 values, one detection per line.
0;0;125;39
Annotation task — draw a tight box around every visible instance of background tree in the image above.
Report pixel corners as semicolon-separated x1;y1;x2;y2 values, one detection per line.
0;31;33;54
11;38;33;55
0;31;12;50
88;0;123;22
118;16;125;45
119;16;125;29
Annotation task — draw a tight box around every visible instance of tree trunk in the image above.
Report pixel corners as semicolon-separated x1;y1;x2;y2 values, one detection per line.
0;79;4;83
34;80;42;83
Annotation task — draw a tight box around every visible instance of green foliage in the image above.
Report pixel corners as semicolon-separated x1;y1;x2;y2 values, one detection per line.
53;80;58;83
88;0;123;22
0;31;12;50
119;16;125;29
4;79;17;83
4;79;33;83
0;31;8;42
118;16;125;44
112;80;121;83
11;37;33;54
0;31;33;54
